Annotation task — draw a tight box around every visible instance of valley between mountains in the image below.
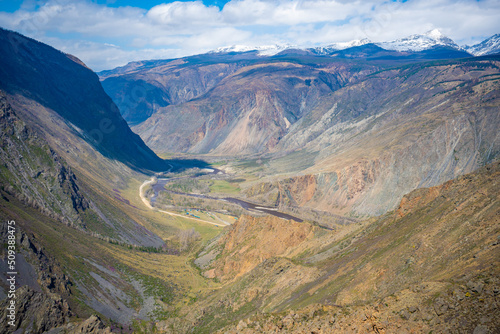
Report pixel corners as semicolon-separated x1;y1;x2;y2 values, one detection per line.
0;27;499;334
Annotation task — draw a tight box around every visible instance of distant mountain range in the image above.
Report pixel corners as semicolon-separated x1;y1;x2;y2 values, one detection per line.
208;30;500;57
210;43;296;56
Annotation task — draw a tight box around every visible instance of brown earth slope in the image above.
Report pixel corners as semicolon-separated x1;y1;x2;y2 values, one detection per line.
242;58;500;216
181;161;499;333
196;215;317;282
132;61;369;155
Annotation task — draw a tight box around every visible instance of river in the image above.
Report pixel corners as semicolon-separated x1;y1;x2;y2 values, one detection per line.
150;172;303;223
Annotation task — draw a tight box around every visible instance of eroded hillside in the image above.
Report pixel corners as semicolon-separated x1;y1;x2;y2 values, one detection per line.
102;48;500;218
241;58;500;216
179;162;500;333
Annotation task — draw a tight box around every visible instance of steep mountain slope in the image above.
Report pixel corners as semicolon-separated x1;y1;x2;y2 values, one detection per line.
0;28;167;172
466;34;500;56
100;34;475;133
132;60;374;155
98;51;279;126
100;59;245;126
378;29;461;52
240;57;500;216
0;93;164;245
121;51;474;159
0;28;214;332
0;94;89;228
185;161;500;333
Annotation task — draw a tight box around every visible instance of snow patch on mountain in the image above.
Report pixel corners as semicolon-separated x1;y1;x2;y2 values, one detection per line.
310;38;371;55
378;29;460;52
209;30;499;58
211;44;295;56
464;34;500;56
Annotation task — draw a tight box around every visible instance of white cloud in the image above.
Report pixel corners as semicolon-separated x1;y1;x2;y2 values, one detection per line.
182;27;252;49
41;36;185;71
147;1;222;27
0;0;499;70
221;0;373;26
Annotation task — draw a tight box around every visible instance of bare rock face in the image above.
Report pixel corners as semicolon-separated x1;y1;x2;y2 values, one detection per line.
0;286;71;334
100;61;244;125
243;59;500;216
69;315;112;334
0;93;89;227
0;226;77;334
198;215;316;282
396;183;446;218
132;63;344;155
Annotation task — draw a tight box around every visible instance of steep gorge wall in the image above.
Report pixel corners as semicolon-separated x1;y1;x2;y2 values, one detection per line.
101;62;244;125
248;109;499;217
132;62;363;155
245;61;500;216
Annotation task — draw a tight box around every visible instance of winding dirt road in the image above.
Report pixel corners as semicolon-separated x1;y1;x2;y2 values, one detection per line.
139;177;228;227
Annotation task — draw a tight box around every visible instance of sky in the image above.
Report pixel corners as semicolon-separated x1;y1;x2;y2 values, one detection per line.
0;0;499;71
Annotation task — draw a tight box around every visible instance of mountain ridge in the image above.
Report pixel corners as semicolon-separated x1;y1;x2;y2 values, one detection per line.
0;27;168;172
377;28;461;52
100;29;490;80
465;33;500;56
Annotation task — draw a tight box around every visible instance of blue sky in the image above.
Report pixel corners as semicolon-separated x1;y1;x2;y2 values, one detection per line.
0;0;232;11
1;0;499;71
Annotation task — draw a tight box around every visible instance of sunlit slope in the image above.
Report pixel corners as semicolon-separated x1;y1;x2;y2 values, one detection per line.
187;162;500;333
242;57;500;216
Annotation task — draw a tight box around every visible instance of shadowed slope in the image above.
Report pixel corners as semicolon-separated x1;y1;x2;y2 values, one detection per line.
0;28;167;172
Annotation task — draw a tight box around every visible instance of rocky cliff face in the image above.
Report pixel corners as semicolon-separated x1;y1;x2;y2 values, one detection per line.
0;228;113;334
243;58;500;216
100;60;244;125
0;286;72;334
0;223;74;333
132;61;368;155
196;215;316;282
188;161;500;333
0;93;89;227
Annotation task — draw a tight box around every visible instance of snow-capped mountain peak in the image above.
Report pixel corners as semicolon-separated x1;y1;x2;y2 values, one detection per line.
207;30;499;58
378;29;460;52
210;44;295;56
311;38;371;55
464;34;500;56
426;28;445;39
